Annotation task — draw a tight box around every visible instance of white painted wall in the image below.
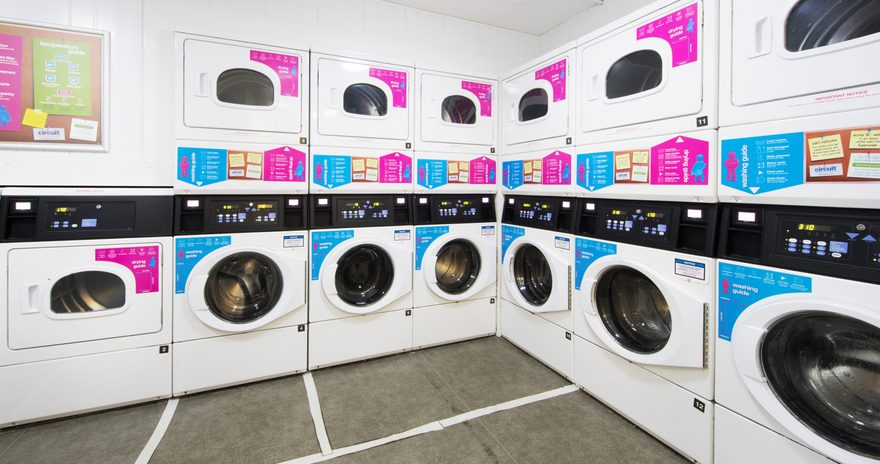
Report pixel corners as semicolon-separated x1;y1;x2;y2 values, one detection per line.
537;0;656;55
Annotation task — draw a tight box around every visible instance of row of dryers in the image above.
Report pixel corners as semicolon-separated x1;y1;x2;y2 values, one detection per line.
499;193;880;464
0;188;497;429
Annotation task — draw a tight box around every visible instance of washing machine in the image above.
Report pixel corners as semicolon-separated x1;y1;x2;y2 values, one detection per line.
501;44;575;154
718;108;880;209
499;195;576;379
310;52;413;150
576;0;718;145
501;148;573;196
412;194;496;349
574;129;717;202
720;0;880;127
415;68;496;154
0;188;173;427
308;194;414;369
311;146;413;194
171;194;308;396
571;198;718;463
715;203;880;464
415;152;497;193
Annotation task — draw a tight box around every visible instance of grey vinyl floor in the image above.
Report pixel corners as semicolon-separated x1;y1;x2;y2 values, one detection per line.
0;336;688;464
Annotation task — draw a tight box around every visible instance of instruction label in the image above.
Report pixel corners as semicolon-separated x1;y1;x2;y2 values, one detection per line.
310;230;354;280
369;67;407;108
720;132;805;195
501;225;525;263
503;150;571;190
0;33;23;132
415;226;449;270
33;37;92;116
417;156;496;189
250;50;298;97
461;80;492;117
313;152;412;189
96;246;160;294
636;2;699;67
574;238;617;290
576;152;614;192
175;236;232;293
674;258;705;280
535;59;566;102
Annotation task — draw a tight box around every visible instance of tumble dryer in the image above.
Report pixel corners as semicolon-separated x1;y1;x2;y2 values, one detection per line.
310;52;413;150
501;44;575;154
720;0;880;126
718;108;880;209
576;0;718;144
308;194;414;368
415;68;496;154
171;195;308;395
0;188;173;427
311;146;414;194
715;204;880;464
571;198;718;463
501;149;573;196
412;194;496;348
500;196;576;379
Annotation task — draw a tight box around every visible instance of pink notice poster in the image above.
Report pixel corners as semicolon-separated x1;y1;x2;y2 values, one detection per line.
542;150;572;185
534;59;567;102
370;68;407;108
636;3;699;67
264;146;307;182
469;156;497;185
650;135;710;185
95;246;160;294
379;152;413;183
461;81;492;117
250;50;298;97
0;33;22;132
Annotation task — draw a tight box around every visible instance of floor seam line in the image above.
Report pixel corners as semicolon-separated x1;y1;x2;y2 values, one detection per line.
415;350;475;412
134;398;179;464
0;430;25;458
473;415;525;464
303;372;333;456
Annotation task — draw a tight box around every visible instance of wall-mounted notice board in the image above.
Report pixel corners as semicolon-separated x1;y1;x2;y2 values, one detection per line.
0;21;107;149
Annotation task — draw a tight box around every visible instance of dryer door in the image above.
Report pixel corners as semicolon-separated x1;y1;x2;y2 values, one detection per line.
419;73;494;147
730;0;880;108
504;237;569;313
422;234;495;302
6;243;163;350
731;299;880;464
320;239;412;314
582;256;705;368
503;54;571;148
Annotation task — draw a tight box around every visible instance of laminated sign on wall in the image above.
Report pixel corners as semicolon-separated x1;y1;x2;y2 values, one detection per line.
0;21;105;147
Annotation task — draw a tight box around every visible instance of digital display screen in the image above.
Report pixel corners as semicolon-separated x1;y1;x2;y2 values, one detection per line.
81;218;97;228
211;200;279;225
829;241;848;254
797;223;832;232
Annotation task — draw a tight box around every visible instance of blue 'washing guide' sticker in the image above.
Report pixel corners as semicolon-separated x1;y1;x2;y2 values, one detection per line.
720;132;805;195
417;159;448;189
501;225;525;263
311;230;355;280
312;154;352;189
175;236;232;293
502;160;524;190
576;152;614;192
177;147;228;187
717;262;812;341
574;238;617;290
415;226;449;270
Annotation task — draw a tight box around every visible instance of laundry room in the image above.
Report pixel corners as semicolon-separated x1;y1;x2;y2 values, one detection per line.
0;0;877;463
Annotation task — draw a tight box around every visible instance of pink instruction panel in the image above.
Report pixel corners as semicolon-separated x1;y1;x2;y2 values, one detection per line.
95;246;160;294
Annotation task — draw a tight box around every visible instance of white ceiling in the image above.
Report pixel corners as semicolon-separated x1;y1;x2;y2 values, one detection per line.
383;0;603;36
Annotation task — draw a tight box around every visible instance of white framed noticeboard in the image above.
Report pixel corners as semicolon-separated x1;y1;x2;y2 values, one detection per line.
0;19;109;151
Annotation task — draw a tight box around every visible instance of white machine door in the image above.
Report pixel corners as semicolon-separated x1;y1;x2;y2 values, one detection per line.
419;73;494;147
186;247;306;333
580;1;702;133
504;237;569;313
731;298;880;464
503;56;570;147
316;57;410;141
7;244;163;350
581;257;705;368
422;234;495;302
183;38;304;135
731;0;880;107
321;239;412;314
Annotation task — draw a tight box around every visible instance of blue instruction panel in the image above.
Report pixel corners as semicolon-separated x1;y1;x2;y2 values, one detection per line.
177;147;227;187
501;225;525;263
574;238;617;290
576;152;614;192
502;160;524;190
417;159;448;190
415;226;449;270
175;236;232;293
313;154;352;189
720;132;805;195
311;230;355;280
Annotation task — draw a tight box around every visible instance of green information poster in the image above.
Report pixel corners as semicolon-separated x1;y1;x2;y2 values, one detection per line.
32;37;91;116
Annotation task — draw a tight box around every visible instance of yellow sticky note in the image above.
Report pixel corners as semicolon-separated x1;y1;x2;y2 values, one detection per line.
850;129;880;149
615;153;632;170
524;163;532;174
808;134;844;161
352;159;365;171
246;152;263;164
22;108;48;128
448;162;459;174
366;158;378;168
458;162;468;172
228;152;245;167
532;160;542;170
632;151;650;165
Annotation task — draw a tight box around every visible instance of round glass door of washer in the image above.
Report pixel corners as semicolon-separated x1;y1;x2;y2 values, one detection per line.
434;239;481;295
594;267;671;354
204;252;284;323
335;245;394;306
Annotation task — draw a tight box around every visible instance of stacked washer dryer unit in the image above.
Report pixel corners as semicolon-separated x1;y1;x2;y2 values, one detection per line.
308;51;416;368
412;66;499;348
499;44;577;379
715;2;880;461
569;0;719;461
171;33;310;395
0;188;174;427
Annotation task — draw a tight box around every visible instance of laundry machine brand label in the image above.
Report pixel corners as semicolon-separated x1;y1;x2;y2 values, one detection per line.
461;81;492;116
674;258;705;281
310;230;354;280
313;152;412;189
717;262;812;341
636;2;699;67
535;58;566;102
250;50;298;97
574;238;617;290
481;225;495;236
500;225;525;263
369;67;407;108
283;235;304;248
415;226;449;270
95;246;160;294
554;236;570;250
417;156;496;189
174;236;232;293
177;146;306;187
394;229;411;241
720;132;805;195
503;151;571;190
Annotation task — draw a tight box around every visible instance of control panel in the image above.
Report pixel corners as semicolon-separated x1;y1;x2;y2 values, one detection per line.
601;206;671;240
414;194;495;225
436;198;479;219
211;200;279;226
174;195;306;235
45;201;136;231
310;195;412;229
777;217;879;262
518;200;555;223
501;196;575;233
337;198;391;221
